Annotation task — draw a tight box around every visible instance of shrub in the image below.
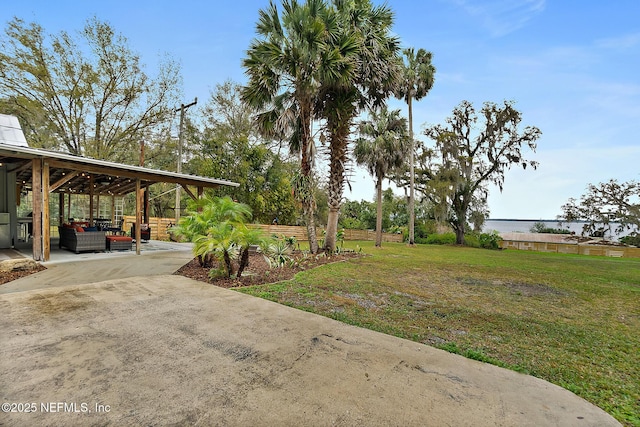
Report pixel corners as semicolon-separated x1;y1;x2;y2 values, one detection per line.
478;231;502;250
619;233;640;247
464;234;480;248
421;232;457;245
463;231;502;250
530;221;571;234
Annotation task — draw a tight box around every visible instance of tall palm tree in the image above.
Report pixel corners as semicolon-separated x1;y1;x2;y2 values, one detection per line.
318;0;401;252
354;106;409;247
241;0;346;254
395;47;436;245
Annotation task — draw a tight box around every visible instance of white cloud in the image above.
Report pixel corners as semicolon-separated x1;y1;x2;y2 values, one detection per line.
451;0;546;37
596;32;640;51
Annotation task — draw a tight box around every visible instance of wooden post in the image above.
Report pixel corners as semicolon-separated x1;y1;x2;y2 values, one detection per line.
67;193;71;221
43;161;50;261
89;175;94;225
135;179;142;255
58;193;64;227
32;159;42;261
110;196;116;224
144;185;149;224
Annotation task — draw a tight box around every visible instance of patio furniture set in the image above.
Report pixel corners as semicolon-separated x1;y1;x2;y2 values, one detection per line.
58;221;151;254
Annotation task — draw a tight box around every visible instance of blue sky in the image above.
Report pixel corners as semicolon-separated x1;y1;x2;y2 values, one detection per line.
3;0;639;219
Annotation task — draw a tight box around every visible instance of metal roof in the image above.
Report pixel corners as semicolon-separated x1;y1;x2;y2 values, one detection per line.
0;114;29;147
0;142;238;195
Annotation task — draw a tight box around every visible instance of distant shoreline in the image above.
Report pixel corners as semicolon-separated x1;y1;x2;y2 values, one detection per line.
484;219;630;238
488;218;587;223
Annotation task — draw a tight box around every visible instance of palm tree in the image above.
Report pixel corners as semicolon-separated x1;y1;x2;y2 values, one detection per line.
354;106;409;246
318;0;401;252
241;0;348;254
395;47;436;245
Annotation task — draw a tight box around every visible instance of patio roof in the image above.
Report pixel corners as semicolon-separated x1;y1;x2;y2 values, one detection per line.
0;142;238;195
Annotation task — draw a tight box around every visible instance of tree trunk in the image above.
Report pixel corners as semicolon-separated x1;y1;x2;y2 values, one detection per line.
323;117;350;253
408;96;415;245
325;208;339;253
299;106;319;254
305;212;319;254
237;247;250;278
455;224;464;245
223;251;233;277
375;177;383;247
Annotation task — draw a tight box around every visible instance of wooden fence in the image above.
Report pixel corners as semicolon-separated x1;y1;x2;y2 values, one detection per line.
251;224;404;243
122;216;403;243
500;239;640;259
122;216;175;241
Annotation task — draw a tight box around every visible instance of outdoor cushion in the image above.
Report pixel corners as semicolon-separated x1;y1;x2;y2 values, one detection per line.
75;226;85;232
83;226;98;231
106;235;132;242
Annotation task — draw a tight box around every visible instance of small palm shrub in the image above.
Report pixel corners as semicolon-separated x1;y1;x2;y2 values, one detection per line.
261;237;293;268
172;195;266;278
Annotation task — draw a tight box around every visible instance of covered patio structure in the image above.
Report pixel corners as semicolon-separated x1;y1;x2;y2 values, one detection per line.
0;140;238;261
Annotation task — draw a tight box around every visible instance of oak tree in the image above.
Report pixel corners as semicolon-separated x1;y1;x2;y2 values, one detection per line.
421;100;541;244
0;17;180;162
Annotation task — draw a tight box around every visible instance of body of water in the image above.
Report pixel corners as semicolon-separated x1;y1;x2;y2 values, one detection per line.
483;219;633;239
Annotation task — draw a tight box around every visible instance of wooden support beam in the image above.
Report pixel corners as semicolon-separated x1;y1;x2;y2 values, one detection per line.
181;184;196;200
58;193;64;228
89;175;94;225
197;187;204;213
16;183;22;207
10;160;32;175
135;179;142;255
49;171;79;192
111;196;116;224
32;159;42;261
43;161;50;261
144;185;149;223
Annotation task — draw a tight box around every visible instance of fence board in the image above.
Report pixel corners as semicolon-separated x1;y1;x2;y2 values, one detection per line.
122;217;403;243
500;239;640;259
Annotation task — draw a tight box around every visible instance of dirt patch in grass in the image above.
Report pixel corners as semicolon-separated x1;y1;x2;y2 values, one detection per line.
457;277;568;297
174;251;363;288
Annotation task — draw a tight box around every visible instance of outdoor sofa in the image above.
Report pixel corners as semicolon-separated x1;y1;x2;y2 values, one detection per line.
58;225;106;253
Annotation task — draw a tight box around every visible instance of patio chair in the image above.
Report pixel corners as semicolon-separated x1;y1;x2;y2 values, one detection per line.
104;219;125;235
131;223;151;242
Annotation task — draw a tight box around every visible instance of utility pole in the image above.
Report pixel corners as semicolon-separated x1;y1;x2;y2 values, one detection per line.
174;97;197;224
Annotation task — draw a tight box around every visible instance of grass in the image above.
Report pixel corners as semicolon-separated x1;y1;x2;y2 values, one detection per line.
236;241;640;426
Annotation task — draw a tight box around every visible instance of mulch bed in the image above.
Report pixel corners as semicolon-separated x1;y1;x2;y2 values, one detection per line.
174;251;362;288
0;251;362;288
0;265;47;286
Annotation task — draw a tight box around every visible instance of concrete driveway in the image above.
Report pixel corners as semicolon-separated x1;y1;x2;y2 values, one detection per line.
0;274;620;426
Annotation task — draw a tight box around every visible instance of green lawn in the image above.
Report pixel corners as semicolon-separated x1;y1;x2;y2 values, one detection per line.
237;242;640;426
